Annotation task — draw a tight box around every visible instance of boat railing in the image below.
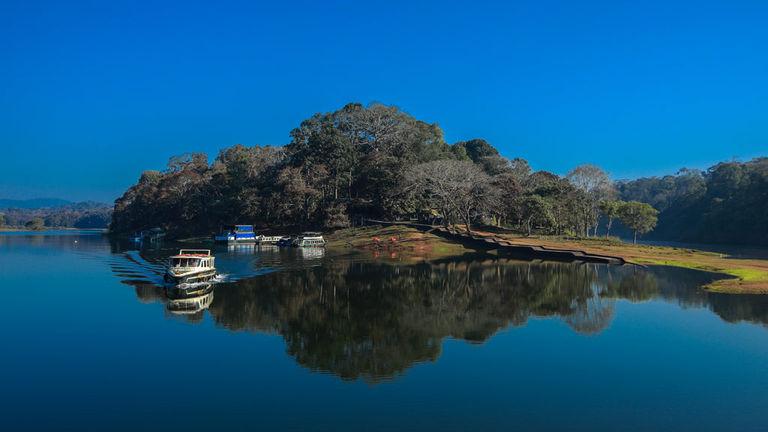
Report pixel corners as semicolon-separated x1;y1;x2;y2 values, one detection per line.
178;249;212;256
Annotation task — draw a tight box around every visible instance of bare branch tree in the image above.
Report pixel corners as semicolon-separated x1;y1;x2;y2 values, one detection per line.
404;160;494;233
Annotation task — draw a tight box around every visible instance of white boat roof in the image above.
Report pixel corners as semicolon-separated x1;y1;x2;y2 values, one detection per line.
171;249;212;258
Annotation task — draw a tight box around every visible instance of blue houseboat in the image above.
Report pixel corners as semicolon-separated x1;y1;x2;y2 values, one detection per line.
214;225;257;244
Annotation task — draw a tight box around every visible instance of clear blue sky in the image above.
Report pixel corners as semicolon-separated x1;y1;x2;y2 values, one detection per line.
2;0;767;202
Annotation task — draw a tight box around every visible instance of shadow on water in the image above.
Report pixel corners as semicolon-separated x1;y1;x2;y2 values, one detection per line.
108;242;768;383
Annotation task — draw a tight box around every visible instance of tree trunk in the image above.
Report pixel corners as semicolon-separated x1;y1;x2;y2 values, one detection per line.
348;169;352;198
464;211;472;234
606;218;613;238
633;230;637;244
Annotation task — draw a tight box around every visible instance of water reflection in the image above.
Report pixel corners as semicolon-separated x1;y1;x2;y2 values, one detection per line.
167;285;214;315
114;254;768;383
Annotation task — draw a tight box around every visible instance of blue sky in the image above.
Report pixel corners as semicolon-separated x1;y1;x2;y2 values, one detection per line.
2;0;767;202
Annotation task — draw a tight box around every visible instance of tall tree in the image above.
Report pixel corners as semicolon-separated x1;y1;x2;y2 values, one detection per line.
567;164;615;236
404;160;493;233
598;200;623;238
618;201;658;244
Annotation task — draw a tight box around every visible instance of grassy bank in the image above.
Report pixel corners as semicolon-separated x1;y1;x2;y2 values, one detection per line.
327;225;768;294
484;232;768;294
326;225;473;262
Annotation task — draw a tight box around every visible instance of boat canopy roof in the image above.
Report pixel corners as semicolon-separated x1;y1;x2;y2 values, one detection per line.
172;249;211;257
221;224;254;231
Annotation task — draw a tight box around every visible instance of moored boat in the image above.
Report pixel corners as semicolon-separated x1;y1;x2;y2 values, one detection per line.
258;235;287;245
292;232;326;247
164;249;217;285
214;225;257;243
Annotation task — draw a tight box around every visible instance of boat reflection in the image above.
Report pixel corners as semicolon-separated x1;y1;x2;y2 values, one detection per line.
299;247;325;260
166;283;214;315
226;243;256;254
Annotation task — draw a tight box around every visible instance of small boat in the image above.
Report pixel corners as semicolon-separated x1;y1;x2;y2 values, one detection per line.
214;225;257;244
164;249;217;285
259;235;287;245
292;232;326;247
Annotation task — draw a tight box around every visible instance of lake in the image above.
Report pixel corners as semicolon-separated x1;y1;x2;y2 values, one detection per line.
2;231;768;431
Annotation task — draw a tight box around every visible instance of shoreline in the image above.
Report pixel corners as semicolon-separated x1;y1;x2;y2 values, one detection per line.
0;227;107;233
327;225;768;294
473;230;768;294
8;224;765;294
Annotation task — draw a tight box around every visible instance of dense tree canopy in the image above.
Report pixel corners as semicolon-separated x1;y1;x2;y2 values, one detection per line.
618;158;768;245
110;102;611;239
110;101;764;245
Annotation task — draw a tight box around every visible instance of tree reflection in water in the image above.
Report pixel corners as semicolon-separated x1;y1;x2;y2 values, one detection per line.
121;256;768;383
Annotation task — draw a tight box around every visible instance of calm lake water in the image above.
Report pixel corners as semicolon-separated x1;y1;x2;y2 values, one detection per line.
2;231;768;431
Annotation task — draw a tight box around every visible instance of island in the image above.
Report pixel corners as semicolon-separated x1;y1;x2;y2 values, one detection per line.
106;102;768;294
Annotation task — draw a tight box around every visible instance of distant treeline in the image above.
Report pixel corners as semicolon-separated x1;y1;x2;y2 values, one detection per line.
110;102;764;245
618;158;768;245
1;201;112;229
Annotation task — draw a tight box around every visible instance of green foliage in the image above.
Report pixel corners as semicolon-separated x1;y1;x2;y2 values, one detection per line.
618;158;768;245
108;102;634;241
618;201;658;243
123;100;761;247
598;200;623;237
519;195;554;235
110;103;458;235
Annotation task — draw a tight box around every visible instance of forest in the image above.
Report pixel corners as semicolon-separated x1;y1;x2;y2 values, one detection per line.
618;159;768;245
110;102;764;245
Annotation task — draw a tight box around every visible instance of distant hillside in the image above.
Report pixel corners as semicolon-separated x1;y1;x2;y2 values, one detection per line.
0;198;73;209
0;199;113;229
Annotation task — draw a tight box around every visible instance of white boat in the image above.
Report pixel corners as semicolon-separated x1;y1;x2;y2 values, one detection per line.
164;249;217;285
258;235;287;244
292;232;326;247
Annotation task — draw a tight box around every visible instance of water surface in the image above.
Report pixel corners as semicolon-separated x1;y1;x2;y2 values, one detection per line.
2;231;767;431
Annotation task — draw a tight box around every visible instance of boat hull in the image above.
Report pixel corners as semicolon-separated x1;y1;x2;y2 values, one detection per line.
164;269;217;285
214;236;257;244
